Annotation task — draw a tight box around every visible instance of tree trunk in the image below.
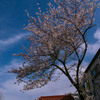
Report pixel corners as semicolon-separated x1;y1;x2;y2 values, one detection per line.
79;93;85;100
77;89;85;100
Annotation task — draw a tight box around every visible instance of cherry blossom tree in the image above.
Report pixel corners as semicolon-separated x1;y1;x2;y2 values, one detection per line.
10;0;99;100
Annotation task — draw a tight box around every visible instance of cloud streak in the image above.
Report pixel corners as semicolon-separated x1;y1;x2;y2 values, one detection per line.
87;28;100;54
0;34;27;46
0;75;76;100
0;59;76;100
0;33;29;51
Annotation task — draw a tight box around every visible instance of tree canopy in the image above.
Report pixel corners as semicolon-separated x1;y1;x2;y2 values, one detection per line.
10;0;99;99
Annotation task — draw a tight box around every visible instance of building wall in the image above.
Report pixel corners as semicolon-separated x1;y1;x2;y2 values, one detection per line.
84;50;100;100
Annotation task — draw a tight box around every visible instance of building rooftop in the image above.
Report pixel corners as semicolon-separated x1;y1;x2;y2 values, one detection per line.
39;94;75;100
85;48;100;73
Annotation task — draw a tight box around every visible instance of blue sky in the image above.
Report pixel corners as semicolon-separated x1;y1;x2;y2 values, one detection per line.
0;0;100;100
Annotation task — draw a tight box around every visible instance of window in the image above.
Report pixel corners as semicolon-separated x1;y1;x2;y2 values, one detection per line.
93;90;96;97
95;64;99;68
98;55;100;59
92;69;97;77
92;64;99;77
84;81;87;89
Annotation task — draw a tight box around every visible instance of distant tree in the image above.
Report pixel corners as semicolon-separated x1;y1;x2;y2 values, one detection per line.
9;0;99;100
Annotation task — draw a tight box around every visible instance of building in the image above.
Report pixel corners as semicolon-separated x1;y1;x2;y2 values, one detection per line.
83;48;100;100
38;94;79;100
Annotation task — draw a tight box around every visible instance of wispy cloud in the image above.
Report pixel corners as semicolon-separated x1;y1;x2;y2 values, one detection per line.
0;59;22;76
87;28;100;54
0;33;29;51
0;59;76;100
94;28;100;41
0;75;76;100
0;34;28;45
